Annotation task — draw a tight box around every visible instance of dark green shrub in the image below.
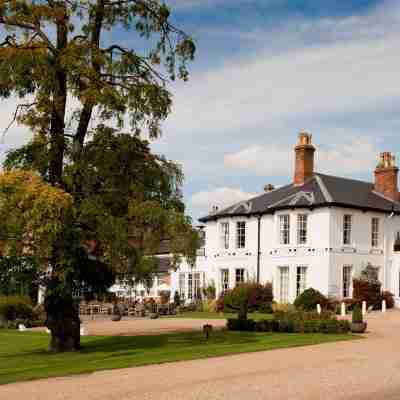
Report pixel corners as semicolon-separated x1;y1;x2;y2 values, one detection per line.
226;318;256;331
352;304;363;324
294;288;329;311
255;319;274;332
173;291;181;307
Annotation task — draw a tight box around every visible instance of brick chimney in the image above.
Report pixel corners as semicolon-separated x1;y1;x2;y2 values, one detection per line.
374;152;398;201
294;131;315;185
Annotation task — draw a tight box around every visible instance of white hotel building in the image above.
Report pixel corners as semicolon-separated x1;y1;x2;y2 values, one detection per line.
169;133;400;306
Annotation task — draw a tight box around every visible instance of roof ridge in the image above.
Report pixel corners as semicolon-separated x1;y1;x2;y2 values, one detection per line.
315;172;373;186
314;174;333;202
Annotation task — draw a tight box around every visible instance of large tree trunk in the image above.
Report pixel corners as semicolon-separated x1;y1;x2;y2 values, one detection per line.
45;293;81;352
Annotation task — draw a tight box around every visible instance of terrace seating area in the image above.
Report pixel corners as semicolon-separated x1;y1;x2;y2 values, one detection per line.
78;299;176;318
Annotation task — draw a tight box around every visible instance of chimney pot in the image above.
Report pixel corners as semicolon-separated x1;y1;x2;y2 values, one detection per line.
294;131;315;185
264;184;275;192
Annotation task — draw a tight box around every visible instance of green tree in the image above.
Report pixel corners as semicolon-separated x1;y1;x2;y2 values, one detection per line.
0;0;196;352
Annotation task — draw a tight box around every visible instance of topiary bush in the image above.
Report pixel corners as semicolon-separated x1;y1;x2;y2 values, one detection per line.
352;304;363;324
294;288;329;311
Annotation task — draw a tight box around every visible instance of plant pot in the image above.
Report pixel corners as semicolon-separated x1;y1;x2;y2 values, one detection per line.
111;314;122;322
351;322;367;333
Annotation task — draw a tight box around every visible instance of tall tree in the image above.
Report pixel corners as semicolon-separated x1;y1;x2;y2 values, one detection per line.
0;0;197;351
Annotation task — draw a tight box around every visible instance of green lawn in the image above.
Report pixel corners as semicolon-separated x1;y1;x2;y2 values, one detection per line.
169;311;273;320
0;329;356;385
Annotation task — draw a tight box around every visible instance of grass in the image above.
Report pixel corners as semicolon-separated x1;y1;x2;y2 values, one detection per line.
0;329;356;385
169;311;274;320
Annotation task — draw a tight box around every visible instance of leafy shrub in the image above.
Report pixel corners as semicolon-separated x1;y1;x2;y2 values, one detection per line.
173;291;182;307
294;288;329;311
0;296;33;322
226;318;256;331
216;292;225;313
353;278;381;309
202;299;217;313
223;282;274;319
381;291;394;309
352;304;363;324
202;283;216;300
255;319;274;332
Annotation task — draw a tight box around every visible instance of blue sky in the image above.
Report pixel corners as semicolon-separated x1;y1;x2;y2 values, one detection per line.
1;0;400;223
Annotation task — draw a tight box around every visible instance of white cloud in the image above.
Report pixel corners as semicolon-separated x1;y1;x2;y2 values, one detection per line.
165;1;400;138
224;136;381;178
191;186;258;213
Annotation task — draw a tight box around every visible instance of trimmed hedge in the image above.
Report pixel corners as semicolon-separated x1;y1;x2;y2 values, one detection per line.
227;309;350;334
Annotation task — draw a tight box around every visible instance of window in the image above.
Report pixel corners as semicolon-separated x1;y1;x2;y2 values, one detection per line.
371;218;379;248
342;265;352;298
220;222;230;249
188;273;193;300
297;214;308;244
221;269;229;292
279;266;290;303
235;268;245;285
236;221;246;249
179;273;185;297
296;266;307;297
279;215;290;245
194;273;201;300
343;215;352;245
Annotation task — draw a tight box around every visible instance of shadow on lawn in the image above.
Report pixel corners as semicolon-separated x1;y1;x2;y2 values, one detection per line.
79;331;260;354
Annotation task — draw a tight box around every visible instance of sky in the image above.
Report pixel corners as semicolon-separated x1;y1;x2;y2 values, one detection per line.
1;0;400;223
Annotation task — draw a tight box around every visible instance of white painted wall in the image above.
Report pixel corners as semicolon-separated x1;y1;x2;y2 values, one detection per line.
168;206;400;306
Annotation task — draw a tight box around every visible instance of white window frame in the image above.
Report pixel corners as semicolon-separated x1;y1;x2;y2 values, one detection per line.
235;268;245;286
236;221;246;249
221;269;229;292
220;222;230;249
343;214;352;245
194;272;201;300
371;217;379;248
342;265;352;298
297;214;308;245
296;265;307;297
279;214;290;245
179;273;185;297
278;266;290;303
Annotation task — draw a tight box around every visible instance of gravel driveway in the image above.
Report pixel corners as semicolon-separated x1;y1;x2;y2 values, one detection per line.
2;311;400;400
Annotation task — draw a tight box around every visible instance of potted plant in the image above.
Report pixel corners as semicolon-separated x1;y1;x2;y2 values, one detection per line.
350;304;367;333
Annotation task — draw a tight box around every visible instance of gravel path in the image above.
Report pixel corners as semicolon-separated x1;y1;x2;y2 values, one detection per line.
2;311;400;400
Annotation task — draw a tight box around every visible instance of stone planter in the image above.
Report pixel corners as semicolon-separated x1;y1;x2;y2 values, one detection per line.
111;314;122;322
351;322;367;333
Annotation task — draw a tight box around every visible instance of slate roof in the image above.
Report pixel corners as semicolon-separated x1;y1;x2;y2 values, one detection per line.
199;173;400;222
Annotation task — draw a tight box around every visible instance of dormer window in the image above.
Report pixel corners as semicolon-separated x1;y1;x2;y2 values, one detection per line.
343;214;352;245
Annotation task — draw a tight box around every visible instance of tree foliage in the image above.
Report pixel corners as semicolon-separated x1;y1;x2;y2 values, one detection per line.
0;0;197;351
